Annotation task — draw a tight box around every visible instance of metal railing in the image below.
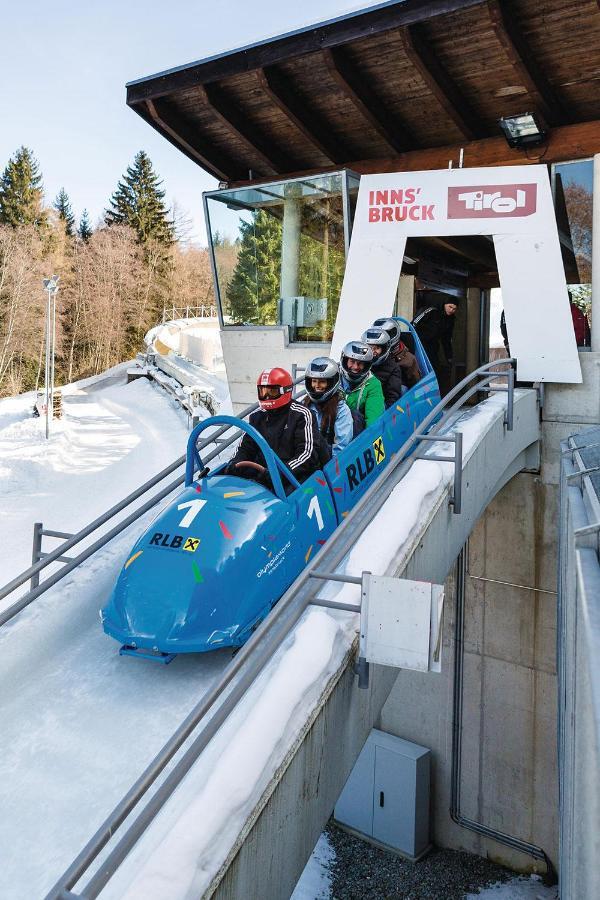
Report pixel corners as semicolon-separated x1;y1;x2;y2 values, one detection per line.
162;305;218;322
557;428;600;899
45;360;519;900
0;396;274;630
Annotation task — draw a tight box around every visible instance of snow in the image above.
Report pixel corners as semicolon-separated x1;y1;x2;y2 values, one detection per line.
0;364;235;899
465;874;558;899
291;833;335;900
0;358;516;900
104;609;356;899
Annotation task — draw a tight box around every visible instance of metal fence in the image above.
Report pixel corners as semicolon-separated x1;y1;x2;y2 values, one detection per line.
38;360;518;900
558;428;600;900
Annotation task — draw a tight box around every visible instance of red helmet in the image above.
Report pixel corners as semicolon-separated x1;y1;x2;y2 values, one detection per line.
256;367;293;411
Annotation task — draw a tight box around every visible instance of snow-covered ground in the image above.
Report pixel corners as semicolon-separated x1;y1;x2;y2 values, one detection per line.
465;875;558;899
0;365;235;899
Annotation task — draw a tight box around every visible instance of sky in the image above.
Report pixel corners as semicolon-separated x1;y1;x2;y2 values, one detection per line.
0;0;386;245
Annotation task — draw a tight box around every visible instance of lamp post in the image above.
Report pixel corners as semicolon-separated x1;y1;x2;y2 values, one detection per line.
42;275;59;439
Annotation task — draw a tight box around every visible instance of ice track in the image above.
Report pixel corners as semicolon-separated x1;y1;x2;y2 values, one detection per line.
0;367;232;899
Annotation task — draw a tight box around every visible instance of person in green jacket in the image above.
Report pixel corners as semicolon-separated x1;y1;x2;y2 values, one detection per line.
340;340;385;427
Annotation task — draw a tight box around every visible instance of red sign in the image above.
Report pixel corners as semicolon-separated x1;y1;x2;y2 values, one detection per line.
447;184;537;219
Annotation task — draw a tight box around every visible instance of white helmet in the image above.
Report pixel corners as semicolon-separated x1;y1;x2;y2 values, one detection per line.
340;340;374;388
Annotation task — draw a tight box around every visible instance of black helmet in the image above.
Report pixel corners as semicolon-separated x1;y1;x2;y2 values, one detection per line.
304;357;340;404
361;327;392;366
372;317;400;348
340;340;374;388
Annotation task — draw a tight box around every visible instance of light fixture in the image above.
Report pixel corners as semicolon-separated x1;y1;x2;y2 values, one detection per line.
499;113;547;149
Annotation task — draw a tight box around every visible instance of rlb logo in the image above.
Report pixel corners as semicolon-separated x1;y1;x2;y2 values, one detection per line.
346;436;385;490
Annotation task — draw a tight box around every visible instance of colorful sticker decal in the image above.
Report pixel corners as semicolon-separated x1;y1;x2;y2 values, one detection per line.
396;405;404;414
219;520;233;540
191;561;203;582
305;545;313;563
373;437;386;464
124;550;143;569
223;491;245;499
183;537;200;552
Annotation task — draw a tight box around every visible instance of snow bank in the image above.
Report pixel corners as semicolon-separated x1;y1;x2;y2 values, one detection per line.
106;610;356;899
291;833;335;900
465;874;558;899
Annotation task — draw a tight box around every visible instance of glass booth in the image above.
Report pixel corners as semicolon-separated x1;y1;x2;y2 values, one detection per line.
203;171;360;343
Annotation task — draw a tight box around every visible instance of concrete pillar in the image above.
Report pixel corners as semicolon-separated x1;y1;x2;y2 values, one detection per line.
280;196;301;299
591;154;600;351
395;274;415;320
465;287;481;374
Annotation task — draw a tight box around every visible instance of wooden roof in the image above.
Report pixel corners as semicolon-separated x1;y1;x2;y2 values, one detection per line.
126;0;600;183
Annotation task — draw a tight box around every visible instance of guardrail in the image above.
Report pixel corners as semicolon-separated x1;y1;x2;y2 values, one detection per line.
0;394;274;629
557;427;600;899
44;360;519;900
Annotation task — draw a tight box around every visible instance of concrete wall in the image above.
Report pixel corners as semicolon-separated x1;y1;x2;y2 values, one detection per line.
379;350;600;874
220;327;330;413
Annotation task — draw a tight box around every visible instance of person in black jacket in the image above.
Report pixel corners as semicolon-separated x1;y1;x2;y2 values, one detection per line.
362;327;404;408
412;294;458;379
226;367;325;493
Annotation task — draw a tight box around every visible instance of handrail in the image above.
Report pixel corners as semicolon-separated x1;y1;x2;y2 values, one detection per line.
0;379;309;628
45;360;520;900
0;396;269;627
185;415;301;499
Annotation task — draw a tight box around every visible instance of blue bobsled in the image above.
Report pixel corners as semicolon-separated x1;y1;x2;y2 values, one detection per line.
101;319;440;660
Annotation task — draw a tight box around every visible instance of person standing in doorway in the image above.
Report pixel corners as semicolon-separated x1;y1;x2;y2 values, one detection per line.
412;293;458;384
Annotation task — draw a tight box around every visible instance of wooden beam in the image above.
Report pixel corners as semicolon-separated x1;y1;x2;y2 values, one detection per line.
322;47;414;154
486;0;570;127
400;23;485;141
429;236;497;270
227;120;600;187
258;67;349;164
200;84;299;175
126;0;487;104
144;99;242;182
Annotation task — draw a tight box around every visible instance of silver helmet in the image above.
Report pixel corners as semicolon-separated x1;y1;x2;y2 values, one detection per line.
304;357;340;404
372;317;401;349
340;340;374;388
361;327;392;367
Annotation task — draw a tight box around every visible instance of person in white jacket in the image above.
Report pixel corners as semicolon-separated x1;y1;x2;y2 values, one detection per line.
302;357;353;456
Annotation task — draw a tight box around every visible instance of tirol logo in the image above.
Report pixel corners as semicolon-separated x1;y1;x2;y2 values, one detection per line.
448;184;537;219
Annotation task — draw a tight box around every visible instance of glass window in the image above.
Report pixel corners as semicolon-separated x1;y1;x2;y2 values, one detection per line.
553;159;593;342
205;171;359;342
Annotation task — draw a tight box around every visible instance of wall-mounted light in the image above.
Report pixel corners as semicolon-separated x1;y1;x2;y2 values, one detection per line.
499;113;547;149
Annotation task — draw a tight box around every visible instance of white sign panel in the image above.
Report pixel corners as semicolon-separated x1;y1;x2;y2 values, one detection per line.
361;574;443;672
332;165;581;383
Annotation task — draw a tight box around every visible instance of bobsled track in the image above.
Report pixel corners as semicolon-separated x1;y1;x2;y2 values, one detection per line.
0;361;541;900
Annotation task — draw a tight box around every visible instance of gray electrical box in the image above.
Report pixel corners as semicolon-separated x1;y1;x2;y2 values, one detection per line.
334;729;431;860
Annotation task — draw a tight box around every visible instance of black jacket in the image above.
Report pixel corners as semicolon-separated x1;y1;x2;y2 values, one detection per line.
227;401;324;492
412;305;455;362
372;357;404;408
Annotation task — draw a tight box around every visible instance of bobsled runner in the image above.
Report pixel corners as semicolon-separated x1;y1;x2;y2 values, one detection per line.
101;319;440;661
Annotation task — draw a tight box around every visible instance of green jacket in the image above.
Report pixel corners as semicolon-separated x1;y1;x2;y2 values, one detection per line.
344;373;385;426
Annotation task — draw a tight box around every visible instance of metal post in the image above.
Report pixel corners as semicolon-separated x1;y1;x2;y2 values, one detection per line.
31;523;43;591
505;364;515;431
591;154;600;351
451;431;463;514
42;276;59;439
45;287;51;440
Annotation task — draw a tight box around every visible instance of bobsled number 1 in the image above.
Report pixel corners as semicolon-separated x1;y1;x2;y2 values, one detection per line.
177;499;207;528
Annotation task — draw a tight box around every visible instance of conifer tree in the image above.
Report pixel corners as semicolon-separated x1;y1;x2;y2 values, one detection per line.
226;211;282;324
78;209;92;242
0;146;47;229
105;151;174;245
53;187;75;236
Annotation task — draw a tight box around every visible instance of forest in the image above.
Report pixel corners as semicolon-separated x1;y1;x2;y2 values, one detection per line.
0;147;227;398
